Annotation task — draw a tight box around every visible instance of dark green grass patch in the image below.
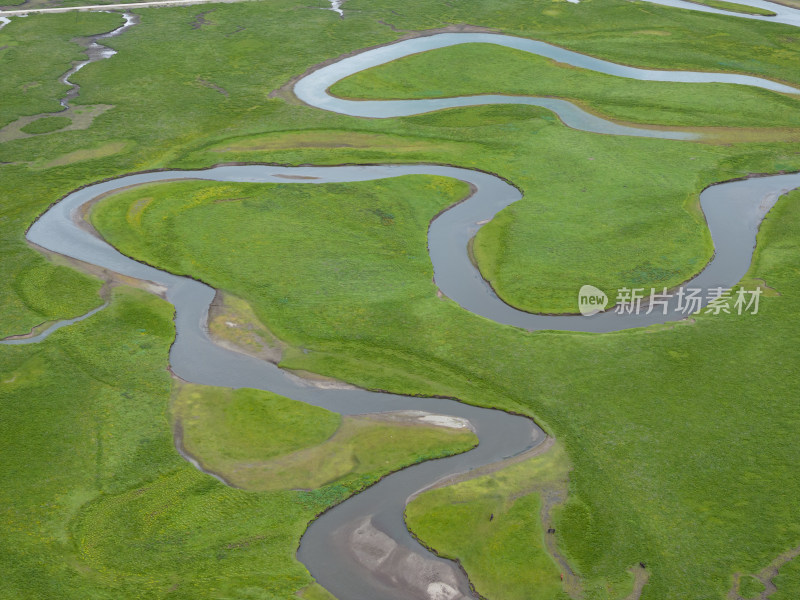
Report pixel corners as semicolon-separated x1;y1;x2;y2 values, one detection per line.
175;384;342;463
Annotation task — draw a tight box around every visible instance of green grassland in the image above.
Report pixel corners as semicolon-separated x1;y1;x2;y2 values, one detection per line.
89;171;800;599
0;287;478;599
0;11;120;128
330;43;800;130
329;42;800;312
173;383;478;491
405;443;573;600
2;0;800;598
2;0;800;329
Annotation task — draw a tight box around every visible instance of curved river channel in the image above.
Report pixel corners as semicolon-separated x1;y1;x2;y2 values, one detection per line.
11;27;800;600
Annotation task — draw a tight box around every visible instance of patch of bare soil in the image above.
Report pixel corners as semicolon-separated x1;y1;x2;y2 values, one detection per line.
338;516;474;600
764;0;800;8
364;410;474;432
624;564;650;600
191;9;214;29
0;104;113;144
196;77;228;96
272;173;322;180
728;544;800;599
30;242;168;298
206;291;284;364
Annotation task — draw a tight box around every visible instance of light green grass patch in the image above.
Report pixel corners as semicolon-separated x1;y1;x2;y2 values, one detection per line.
210;129;457;154
2;258;103;339
20;115;71;135
37;140;128;169
174;383;478;491
199;128;472;167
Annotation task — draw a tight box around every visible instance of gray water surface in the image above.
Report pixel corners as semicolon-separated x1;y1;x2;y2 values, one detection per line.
0;303;108;345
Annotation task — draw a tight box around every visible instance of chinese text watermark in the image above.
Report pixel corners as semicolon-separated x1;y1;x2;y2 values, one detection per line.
578;286;762;317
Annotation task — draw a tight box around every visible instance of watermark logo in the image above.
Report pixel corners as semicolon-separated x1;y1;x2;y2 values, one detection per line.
578;285;608;316
578;285;762;317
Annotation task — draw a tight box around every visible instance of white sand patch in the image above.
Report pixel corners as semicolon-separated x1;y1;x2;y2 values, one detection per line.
328;0;343;16
350;518;396;569
418;414;471;429
383;410;473;430
427;582;460;600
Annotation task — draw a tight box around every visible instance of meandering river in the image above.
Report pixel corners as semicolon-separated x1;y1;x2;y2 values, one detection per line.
8;27;800;600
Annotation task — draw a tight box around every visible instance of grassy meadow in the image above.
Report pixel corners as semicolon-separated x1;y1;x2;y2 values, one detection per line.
0;287;477;599
172;383;478;491
405;443;574;600
2;0;800;598
89;173;800;599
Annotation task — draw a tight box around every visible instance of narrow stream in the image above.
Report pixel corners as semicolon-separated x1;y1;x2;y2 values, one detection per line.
9;28;800;600
59;12;138;109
